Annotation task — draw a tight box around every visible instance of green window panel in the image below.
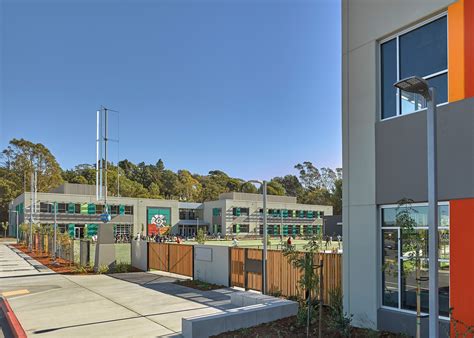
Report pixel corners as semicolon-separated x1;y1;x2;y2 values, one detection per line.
292;226;298;235
307;211;314;219
88;203;96;215
80;203;88;214
213;208;220;216
87;224;98;237
307;225;314;235
298;210;305;218
119;205;125;215
233;208;241;217
282;209;288;218
68;224;75;238
68;203;76;214
291;210;296;218
282;225;288;236
273;225;279;234
299;225;304;235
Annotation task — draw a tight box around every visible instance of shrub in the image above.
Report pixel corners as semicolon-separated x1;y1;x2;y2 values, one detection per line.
97;265;109;274
113;262;131;273
196;228;206;244
327;288;352;337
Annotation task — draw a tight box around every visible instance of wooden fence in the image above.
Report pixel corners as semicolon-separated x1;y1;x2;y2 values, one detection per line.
148;243;194;277
230;248;342;304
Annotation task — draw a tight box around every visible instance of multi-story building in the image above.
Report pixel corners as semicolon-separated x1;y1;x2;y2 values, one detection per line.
8;183;332;239
342;0;473;336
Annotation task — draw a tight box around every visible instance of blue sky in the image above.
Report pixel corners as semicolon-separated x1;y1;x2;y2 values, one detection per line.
0;0;341;181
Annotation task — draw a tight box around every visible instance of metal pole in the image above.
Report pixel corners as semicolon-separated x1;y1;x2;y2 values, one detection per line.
104;107;108;212
15;211;19;243
427;87;439;337
262;180;267;295
53;202;57;260
29;172;33;251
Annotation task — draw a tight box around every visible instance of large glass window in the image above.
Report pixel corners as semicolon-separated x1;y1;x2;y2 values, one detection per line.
380;15;447;119
381;203;449;318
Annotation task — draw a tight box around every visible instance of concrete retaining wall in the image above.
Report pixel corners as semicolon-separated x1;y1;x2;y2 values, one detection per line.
193;245;229;286
131;239;147;271
182;291;298;338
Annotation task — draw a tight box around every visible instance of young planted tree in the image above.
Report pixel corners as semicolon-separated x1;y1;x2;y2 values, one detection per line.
283;236;322;337
196;228;206;244
1;221;7;237
396;198;425;338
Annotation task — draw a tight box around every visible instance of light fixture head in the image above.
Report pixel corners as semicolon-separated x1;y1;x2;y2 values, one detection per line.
394;76;431;100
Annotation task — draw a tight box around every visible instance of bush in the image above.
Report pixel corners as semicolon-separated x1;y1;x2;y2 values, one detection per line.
97;265;109;274
113;262;131;273
196;228;206;244
327;288;352;337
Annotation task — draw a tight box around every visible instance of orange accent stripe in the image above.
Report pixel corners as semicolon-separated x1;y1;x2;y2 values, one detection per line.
465;0;474;98
448;0;465;102
450;199;474;336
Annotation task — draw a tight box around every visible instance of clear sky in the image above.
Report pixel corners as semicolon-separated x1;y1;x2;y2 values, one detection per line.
0;0;341;181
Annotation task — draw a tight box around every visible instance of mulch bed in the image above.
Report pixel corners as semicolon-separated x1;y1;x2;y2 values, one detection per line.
212;314;405;338
12;244;92;274
174;279;225;291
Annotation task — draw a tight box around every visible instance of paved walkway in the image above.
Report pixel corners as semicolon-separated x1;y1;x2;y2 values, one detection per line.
0;243;234;337
0;243;53;278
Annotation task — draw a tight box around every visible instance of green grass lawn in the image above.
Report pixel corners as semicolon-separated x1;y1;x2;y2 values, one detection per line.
73;240;131;265
182;238;342;251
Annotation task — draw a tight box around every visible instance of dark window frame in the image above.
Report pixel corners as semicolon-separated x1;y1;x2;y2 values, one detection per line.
379;13;448;120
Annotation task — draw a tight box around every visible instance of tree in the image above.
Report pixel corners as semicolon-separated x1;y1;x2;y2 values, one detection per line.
295;162;321;190
1;222;7;237
240;182;258;194
283;236;323;336
330;179;342;215
5;138;63;192
396;198;424;338
265;180;286;196
273;175;303;197
196;228;206;244
176;170;202;201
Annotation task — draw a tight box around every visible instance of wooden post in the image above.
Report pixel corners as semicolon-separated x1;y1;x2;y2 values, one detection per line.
244;248;248;291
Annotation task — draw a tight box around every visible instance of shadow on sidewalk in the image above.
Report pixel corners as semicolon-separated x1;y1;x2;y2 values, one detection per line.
110;272;236;310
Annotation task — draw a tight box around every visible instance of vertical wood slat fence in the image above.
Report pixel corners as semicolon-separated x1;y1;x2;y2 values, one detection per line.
148;243;194;277
230;248;342;304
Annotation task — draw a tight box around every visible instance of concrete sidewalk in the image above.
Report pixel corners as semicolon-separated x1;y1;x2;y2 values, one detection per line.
0;243;53;278
0;243;234;337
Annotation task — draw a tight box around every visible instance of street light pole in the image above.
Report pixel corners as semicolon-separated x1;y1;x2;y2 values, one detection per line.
427;87;439;337
262;180;268;295
394;77;439;337
53;202;57;261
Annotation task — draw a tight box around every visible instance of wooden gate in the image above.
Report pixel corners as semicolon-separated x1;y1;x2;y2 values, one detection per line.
148;243;194;277
229;248;263;291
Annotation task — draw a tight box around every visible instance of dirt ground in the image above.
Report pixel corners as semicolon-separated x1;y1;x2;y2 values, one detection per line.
213;314;405;338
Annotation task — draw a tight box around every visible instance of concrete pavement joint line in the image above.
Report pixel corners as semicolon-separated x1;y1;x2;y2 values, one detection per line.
0;273;57;280
31;305;211;335
62;276;178;333
8;246;45;273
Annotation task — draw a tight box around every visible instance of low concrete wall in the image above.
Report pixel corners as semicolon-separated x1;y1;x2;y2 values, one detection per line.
131;240;147;271
193;245;229;286
182;292;298;338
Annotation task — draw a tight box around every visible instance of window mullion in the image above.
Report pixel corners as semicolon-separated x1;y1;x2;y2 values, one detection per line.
396;36;400;116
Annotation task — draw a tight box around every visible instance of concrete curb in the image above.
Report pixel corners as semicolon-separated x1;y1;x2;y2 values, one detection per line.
0;297;27;338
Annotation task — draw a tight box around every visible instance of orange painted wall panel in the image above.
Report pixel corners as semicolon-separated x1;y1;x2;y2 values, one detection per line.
465;0;474;98
450;199;474;335
448;0;465;102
